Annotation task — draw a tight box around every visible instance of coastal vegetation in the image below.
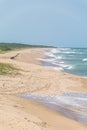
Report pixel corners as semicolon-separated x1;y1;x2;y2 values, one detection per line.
0;43;54;75
0;43;54;53
0;63;20;75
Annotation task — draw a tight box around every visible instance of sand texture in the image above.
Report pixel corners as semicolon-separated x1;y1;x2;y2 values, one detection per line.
0;48;87;130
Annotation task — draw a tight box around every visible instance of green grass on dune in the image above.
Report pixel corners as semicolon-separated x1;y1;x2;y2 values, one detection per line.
0;43;55;75
0;43;30;53
0;63;20;76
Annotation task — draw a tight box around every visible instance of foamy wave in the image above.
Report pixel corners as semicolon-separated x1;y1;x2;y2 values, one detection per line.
44;51;56;58
20;92;87;124
82;58;87;61
53;67;64;71
37;57;73;72
39;48;87;76
51;48;72;54
55;56;62;59
59;61;65;64
52;62;73;70
58;48;72;51
37;58;55;62
51;48;59;53
67;66;73;70
62;51;76;54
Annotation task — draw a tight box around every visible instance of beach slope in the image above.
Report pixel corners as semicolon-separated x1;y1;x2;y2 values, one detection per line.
0;48;87;130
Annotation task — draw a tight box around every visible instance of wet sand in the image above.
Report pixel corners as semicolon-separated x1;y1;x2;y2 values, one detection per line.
19;92;87;124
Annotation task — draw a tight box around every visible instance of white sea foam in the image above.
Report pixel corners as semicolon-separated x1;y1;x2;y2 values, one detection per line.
67;66;73;70
54;63;73;69
53;67;64;71
82;58;87;61
44;52;56;58
55;56;62;59
20;92;87;124
52;62;73;71
51;48;59;53
62;51;76;54
51;48;73;54
58;48;72;51
59;61;64;64
37;58;55;62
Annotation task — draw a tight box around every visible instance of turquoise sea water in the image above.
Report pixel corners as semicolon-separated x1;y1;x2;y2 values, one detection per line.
39;48;87;77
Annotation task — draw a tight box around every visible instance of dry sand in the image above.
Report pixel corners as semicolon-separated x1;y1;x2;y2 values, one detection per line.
0;48;87;130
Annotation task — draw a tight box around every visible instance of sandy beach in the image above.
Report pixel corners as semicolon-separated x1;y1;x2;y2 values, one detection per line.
0;48;87;130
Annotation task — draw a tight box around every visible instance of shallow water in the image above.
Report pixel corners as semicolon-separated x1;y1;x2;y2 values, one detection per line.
38;48;87;77
19;92;87;124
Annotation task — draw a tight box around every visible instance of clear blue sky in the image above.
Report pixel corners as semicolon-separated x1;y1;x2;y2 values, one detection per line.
0;0;87;47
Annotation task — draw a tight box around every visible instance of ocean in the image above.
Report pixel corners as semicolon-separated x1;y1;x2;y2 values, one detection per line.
38;48;87;77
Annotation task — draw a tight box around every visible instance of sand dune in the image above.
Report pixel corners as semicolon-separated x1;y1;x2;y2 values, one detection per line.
0;48;87;130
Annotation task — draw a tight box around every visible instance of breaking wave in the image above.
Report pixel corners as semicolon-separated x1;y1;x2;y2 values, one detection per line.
37;47;87;77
